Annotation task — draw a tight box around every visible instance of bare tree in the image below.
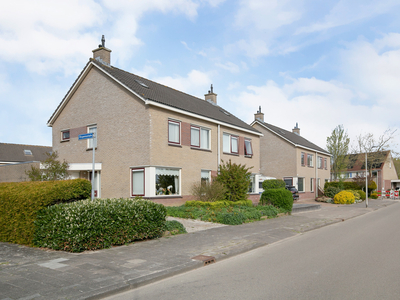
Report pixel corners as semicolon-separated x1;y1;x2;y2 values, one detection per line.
326;125;350;180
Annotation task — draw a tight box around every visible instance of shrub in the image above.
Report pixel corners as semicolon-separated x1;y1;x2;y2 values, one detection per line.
370;192;378;199
347;190;361;200
334;190;355;204
164;220;187;235
0;179;91;245
190;181;226;202
216;212;247;225
34;198;166;252
260;188;293;212
215;159;252;202
324;186;341;198
25;151;69;181
324;181;360;190
262;179;286;190
185;200;253;208
358;190;366;200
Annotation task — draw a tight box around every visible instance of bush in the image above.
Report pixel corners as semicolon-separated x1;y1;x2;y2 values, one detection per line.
347;190;361;200
324;181;360;190
324;186;341;198
34;198;166;252
260;188;293;212
0;179;91;245
334;191;355;204
358;190;366;200
216;212;247;225
164;220;187;235
185;200;253;208
370;192;378;199
215;159;252;202
190;181;226;202
262;179;286;190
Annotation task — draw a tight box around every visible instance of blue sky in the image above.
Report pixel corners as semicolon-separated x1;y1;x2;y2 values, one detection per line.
1;0;399;154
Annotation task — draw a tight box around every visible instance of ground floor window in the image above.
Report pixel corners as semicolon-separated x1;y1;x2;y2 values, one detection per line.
310;178;314;192
201;170;211;183
131;169;144;196
298;177;305;192
156;167;180;195
284;177;293;186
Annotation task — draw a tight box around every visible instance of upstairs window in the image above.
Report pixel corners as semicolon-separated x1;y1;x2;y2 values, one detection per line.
307;154;313;167
61;130;70;141
244;139;253;157
318;156;323;169
168;120;180;144
301;152;305;166
88;125;97;149
223;133;238;154
324;158;327;170
191;126;210;149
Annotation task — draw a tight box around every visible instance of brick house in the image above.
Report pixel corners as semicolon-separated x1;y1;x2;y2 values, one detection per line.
47;41;262;205
0;143;52;182
250;108;331;200
339;150;398;191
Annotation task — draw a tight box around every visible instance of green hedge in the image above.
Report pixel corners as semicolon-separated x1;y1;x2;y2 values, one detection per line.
34;198;166;252
184;200;253;208
260;188;293;212
324;181;361;190
262;179;286;190
0;179;91;245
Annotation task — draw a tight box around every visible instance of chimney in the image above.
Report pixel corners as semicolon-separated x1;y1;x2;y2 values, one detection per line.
292;123;300;135
204;84;217;105
254;106;264;122
92;35;112;65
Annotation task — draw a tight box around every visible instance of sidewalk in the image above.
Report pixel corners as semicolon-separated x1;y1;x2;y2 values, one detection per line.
0;199;397;300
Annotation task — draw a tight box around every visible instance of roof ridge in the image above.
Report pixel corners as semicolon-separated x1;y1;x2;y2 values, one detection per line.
0;143;51;147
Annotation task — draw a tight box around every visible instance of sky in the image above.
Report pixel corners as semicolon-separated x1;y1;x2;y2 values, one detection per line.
1;0;399;155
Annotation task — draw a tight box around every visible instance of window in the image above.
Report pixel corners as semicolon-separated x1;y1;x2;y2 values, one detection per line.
248;174;256;193
318;156;323;169
307;154;313;167
23;149;32;156
88;125;97;149
168;120;180;144
131;169;144;196
298;177;304;192
191;126;210;149
155;167;180;196
310;178;314;192
324;158;327;170
284;178;292;186
223;133;238;154
61;130;70;141
201;170;211;183
301;152;305;166
244;139;253;157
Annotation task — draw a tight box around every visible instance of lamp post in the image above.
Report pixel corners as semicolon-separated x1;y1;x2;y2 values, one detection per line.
365;146;377;208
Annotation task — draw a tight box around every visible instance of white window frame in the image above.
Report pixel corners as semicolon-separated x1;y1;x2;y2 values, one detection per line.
318;156;323;169
168;120;181;145
223;133;239;154
244;139;253;157
191;125;210;150
131;168;145;197
298;177;305;192
155;167;180;196
87;125;97;149
307;154;313;167
201;170;211;183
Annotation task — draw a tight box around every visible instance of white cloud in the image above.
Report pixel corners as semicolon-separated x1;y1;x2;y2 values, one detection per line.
154;70;212;98
215;61;240;73
225;39;270;58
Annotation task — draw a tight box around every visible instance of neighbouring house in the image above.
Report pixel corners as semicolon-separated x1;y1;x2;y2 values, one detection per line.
339;150;398;191
250;107;331;200
0;143;52;182
47;38;262;205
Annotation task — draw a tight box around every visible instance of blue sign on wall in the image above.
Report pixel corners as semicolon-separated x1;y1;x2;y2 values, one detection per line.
78;133;94;140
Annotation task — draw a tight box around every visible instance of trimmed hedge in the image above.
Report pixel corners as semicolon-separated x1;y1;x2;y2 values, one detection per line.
260;188;293;212
34;198;167;252
262;179;286;190
185;200;253;208
324;181;360;190
0;179;91;245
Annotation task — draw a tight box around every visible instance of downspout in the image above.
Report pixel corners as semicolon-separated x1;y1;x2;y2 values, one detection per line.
217;125;221;172
315;151;318;199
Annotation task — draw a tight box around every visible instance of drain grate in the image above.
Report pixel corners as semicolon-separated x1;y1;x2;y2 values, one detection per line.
191;255;216;266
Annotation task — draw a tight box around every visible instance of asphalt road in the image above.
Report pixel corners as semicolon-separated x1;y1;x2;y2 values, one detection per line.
105;202;400;300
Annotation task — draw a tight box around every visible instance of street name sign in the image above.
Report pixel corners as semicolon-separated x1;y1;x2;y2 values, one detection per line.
78;133;94;140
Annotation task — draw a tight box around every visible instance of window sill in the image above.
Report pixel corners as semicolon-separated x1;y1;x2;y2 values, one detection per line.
144;195;182;199
191;147;212;152
168;143;182;148
245;155;253;158
223;152;239;156
86;147;98;151
60;140;70;143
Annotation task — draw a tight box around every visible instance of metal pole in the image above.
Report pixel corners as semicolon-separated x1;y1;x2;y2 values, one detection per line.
91;133;96;201
365;152;368;208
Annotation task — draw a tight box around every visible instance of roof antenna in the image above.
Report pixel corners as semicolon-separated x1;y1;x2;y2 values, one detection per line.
258;106;261;113
99;35;105;48
210;84;213;93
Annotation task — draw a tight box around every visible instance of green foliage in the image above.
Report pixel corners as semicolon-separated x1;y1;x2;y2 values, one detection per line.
358;190;366;200
370;192;378;199
185;200;253;208
262;179;286;190
34;198;166;252
324;186;342;198
0;179;91;245
164;220;187;235
326;125;350;180
259;188;293;212
368;180;377;190
215;159;252;202
190;180;227;202
334;190;355;204
324;181;360;190
25;151;69;181
166;204;281;225
347;190;361;200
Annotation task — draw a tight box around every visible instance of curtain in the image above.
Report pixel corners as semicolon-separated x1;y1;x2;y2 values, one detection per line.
191;127;200;146
169;122;179;143
201;128;209;149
